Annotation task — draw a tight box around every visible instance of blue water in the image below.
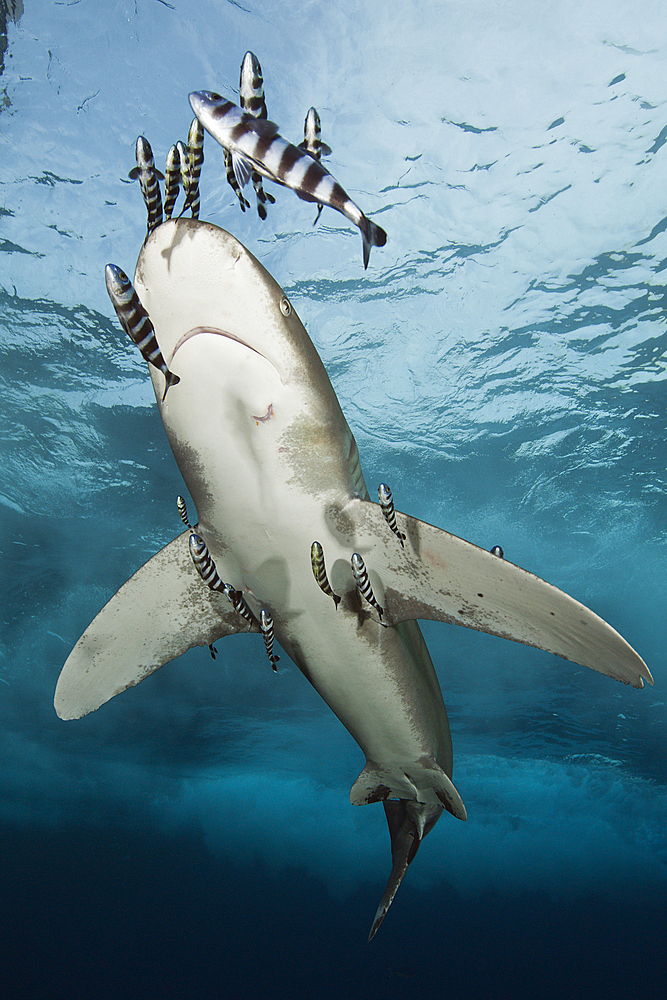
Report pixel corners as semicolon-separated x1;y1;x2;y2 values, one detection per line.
2;1;667;996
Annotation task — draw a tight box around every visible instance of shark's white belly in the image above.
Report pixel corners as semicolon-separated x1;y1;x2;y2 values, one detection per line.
154;329;454;787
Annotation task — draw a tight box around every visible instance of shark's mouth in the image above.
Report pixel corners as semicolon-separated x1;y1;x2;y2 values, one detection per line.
169;325;277;372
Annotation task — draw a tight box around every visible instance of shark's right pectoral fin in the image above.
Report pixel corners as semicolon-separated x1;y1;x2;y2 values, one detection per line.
338;499;653;690
55;530;259;720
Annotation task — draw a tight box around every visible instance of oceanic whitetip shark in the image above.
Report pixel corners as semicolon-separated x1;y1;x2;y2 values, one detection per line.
55;218;653;940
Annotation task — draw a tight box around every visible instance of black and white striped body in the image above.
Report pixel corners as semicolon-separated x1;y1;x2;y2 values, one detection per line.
300;107;332;162
189;91;387;268
239;51;275;220
223;584;255;630
176;495;191;529
163;144;181;221
190;533;255;629
239;51;267;118
351;552;384;620
378;483;406;547
176;141;192;216
104;264;179;401
260;608;280;671
298;107;332;225
184;118;204;219
188;532;226;592
132;136;163;236
310;540;340;608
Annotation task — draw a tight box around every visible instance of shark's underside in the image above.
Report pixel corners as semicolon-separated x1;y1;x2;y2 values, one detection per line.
55;219;652;940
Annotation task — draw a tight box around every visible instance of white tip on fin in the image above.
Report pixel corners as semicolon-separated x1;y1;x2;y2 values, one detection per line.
54;531;259;720
340;499;653;690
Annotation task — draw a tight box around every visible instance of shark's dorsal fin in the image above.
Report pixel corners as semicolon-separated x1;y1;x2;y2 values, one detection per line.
331;499;652;690
54;530;260;720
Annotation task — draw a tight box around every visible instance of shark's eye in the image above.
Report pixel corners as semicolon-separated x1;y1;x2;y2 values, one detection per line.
280;296;291;316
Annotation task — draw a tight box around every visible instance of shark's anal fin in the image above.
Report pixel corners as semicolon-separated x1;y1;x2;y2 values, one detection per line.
54;530;260;720
340;499;653;690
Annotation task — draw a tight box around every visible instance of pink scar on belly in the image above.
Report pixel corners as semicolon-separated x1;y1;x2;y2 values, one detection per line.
253;402;274;424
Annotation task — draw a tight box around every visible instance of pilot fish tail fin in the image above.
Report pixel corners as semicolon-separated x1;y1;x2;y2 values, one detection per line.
162;369;181;401
361;216;387;270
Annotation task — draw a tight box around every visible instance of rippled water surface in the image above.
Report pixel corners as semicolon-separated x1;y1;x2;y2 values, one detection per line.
1;2;666;997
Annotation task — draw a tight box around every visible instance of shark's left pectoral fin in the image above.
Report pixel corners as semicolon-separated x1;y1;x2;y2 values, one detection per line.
55;530;259;720
338;500;653;689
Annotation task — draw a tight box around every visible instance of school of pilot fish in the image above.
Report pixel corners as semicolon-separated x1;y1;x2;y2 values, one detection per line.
56;50;653;943
125;51;386;268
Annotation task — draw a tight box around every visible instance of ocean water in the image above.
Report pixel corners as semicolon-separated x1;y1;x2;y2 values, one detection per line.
1;1;666;997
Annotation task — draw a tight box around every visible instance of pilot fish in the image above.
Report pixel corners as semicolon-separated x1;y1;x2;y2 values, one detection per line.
298;107;331;224
189;90;387;268
163;144;181;221
183;117;204;219
129;136;163;237
238;51;276;221
378;483;406;547
104;263;180;400
260;609;280;671
189;532;226;592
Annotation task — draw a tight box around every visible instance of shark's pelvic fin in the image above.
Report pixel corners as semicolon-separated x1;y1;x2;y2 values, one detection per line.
333;499;652;690
54;530;260;720
350;760;467;820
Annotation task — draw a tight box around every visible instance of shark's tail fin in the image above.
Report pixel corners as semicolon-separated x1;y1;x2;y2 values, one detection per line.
360;216;387;269
350;761;466;939
368;799;443;942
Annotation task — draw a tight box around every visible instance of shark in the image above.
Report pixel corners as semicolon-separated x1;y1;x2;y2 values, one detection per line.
55;218;653;940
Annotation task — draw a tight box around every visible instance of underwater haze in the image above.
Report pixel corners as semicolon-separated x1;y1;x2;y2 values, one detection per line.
1;1;666;997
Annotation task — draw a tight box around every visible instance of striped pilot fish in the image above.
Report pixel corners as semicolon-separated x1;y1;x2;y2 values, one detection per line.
163;144;181;221
238;51;275;220
176;141;192;216
378;483;406;547
310;540;340;608
351;552;385;622
176;495;192;530
260;609;280;671
299;107;332;161
189;532;226;592
182;118;204;220
189;532;255;629
104;263;180;401
298;107;331;225
189;90;387;268
128;136;163;237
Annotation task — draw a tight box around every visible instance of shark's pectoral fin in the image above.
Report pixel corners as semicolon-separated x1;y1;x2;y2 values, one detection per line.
339;499;652;690
54;530;259;720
